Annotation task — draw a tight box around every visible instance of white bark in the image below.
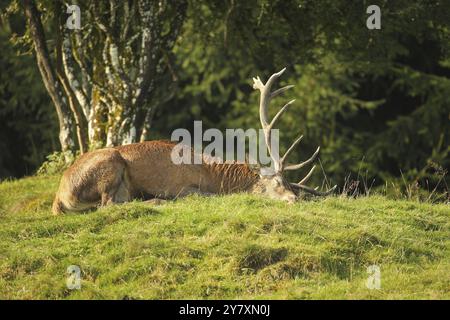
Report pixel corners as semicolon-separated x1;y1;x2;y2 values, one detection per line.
61;34;90;119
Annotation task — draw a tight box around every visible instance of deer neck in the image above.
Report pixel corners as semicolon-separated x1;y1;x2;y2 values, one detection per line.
204;162;259;194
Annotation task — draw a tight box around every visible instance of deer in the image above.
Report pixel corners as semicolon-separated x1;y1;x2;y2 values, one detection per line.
52;68;336;215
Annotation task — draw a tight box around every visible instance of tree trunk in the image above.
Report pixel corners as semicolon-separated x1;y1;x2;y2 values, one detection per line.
55;7;88;154
89;84;107;149
23;0;75;154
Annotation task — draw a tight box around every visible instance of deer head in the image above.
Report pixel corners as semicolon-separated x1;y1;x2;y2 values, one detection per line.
250;67;336;203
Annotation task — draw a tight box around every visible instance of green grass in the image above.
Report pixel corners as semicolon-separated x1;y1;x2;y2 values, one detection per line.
0;175;449;299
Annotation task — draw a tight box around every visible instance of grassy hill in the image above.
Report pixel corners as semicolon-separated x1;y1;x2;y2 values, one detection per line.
0;174;448;299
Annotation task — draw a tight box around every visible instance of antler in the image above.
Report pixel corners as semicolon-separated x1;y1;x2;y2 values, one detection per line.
252;67;336;196
253;68;296;172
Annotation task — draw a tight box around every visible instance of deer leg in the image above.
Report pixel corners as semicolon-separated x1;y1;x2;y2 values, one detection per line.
101;192;115;206
113;174;131;203
100;168;131;207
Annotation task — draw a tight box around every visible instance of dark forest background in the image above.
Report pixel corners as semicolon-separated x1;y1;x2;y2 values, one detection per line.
0;0;449;198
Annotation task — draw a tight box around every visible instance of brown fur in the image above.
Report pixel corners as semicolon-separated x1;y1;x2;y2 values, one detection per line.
52;140;296;215
204;162;259;193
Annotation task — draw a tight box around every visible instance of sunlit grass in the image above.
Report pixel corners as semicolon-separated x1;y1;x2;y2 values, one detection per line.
0;175;448;299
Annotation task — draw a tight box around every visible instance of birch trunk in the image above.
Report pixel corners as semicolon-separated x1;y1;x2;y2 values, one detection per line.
55;13;88;154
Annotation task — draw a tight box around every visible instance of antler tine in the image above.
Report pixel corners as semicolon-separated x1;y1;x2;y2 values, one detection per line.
265;67;287;90
284;146;320;171
267;99;295;132
280;134;303;168
290;183;337;196
252;76;265;92
298;165;316;185
271;85;295;99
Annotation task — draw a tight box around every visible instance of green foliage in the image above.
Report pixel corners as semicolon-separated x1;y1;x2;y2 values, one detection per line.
36;151;75;176
0;175;449;299
0;17;58;180
153;0;450;192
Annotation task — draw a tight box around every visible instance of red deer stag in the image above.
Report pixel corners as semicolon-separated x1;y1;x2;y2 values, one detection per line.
52;68;336;214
